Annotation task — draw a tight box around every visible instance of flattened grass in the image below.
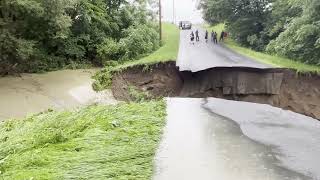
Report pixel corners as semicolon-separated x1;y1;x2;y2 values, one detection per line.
205;24;320;73
0;101;166;179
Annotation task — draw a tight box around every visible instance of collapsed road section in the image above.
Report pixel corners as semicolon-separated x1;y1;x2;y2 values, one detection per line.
111;62;320;120
153;98;320;180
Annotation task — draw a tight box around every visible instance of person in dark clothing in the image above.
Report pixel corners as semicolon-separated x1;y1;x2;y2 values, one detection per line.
190;31;195;45
224;32;228;39
212;32;216;44
211;31;214;42
205;30;208;43
220;31;224;42
195;30;199;41
179;21;182;29
214;32;218;44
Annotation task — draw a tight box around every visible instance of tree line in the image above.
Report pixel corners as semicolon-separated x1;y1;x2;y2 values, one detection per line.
0;0;159;74
200;0;320;65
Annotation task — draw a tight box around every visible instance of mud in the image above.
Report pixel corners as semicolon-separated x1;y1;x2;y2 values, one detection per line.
111;62;320;120
112;62;183;101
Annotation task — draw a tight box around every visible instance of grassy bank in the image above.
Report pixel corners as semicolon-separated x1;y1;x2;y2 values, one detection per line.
0;101;166;179
206;24;320;73
115;23;180;70
93;23;180;90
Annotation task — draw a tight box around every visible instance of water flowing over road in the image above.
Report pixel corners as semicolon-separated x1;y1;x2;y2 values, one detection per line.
154;98;320;180
0;69;117;121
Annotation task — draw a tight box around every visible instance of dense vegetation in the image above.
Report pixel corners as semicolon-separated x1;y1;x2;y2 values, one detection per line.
93;23;180;91
0;0;160;74
200;0;320;65
207;24;320;73
0;100;166;179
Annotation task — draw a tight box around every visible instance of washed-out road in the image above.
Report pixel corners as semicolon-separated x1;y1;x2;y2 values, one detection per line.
154;98;320;180
153;28;320;180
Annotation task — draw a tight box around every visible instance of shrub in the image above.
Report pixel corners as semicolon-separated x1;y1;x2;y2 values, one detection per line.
97;24;160;62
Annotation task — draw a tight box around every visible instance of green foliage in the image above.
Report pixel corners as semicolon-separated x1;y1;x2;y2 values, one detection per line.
97;38;122;61
200;0;272;50
97;24;159;62
201;0;320;65
119;24;159;60
0;0;160;74
0;100;166;179
93;23;180;91
266;0;320;65
207;23;320;72
92;68;114;91
128;86;152;102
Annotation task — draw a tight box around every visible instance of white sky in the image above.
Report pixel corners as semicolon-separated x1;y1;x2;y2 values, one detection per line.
161;0;203;24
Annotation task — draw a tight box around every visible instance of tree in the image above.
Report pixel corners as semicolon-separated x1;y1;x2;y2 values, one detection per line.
200;0;273;50
0;0;160;74
200;0;320;64
267;0;320;64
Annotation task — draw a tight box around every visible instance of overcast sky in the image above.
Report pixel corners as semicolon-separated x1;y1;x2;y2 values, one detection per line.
161;0;203;24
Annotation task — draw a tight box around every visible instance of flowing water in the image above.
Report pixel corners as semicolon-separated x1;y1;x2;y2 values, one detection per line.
0;69;117;121
154;98;320;180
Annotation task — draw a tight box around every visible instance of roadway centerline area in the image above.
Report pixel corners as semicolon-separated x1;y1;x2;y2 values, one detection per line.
176;28;272;72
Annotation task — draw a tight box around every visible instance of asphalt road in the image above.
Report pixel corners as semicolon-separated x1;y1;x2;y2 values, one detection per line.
154;98;320;180
176;28;272;72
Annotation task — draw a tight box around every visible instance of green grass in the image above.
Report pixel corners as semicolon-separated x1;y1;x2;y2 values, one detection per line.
93;23;180;91
0;100;166;179
205;24;320;73
114;23;180;70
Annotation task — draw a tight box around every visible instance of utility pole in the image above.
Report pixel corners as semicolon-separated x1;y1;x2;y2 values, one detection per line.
159;0;162;41
173;0;175;24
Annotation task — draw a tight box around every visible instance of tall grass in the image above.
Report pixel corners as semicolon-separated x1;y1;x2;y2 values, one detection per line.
0;101;166;179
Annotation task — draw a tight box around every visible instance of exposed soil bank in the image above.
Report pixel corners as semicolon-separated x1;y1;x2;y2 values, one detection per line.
112;62;183;101
111;62;320;120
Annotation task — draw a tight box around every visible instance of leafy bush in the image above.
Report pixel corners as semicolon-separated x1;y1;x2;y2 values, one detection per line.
266;0;320;65
201;0;320;65
97;24;160;62
0;0;158;74
92;68;114;91
97;38;122;62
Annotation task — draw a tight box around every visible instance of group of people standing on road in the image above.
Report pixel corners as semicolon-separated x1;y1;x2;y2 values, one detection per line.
190;30;199;44
190;30;227;45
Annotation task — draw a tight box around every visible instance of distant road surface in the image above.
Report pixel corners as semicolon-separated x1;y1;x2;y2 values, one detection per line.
176;28;272;72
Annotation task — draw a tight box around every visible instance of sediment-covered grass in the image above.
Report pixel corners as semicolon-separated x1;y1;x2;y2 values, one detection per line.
0;101;166;179
205;24;320;73
93;23;180;90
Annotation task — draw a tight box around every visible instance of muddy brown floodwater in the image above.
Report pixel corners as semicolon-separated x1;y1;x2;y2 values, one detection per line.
0;69;117;121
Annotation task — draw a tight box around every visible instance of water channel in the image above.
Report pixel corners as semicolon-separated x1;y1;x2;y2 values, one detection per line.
0;69;117;121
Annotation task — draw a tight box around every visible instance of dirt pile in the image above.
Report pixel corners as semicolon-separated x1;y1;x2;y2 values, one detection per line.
111;62;320;120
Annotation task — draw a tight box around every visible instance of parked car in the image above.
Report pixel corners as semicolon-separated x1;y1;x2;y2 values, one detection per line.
179;21;192;30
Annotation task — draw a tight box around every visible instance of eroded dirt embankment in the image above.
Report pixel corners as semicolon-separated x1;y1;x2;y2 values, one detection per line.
111;62;320;120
